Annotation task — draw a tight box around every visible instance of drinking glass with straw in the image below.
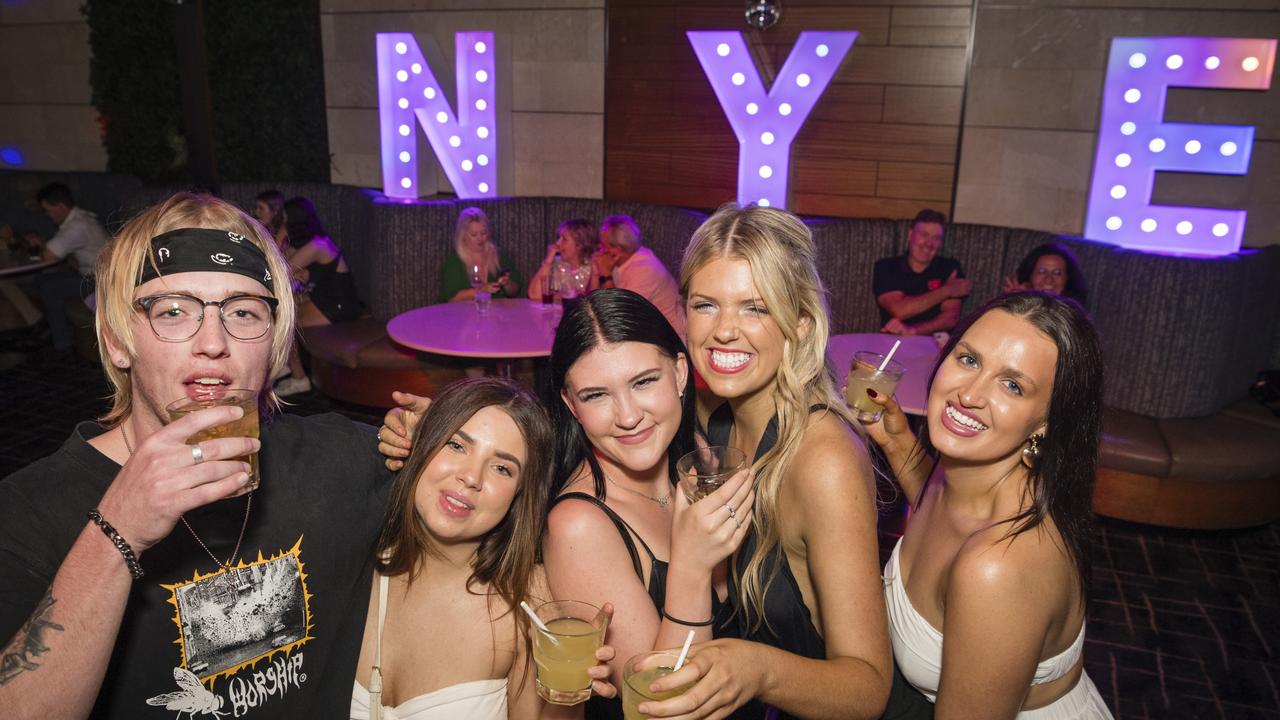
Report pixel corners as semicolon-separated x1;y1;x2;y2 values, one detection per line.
845;339;906;423
524;600;608;705
622;632;697;720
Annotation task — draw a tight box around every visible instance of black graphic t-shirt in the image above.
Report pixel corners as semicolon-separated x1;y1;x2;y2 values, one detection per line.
0;412;392;718
872;254;965;327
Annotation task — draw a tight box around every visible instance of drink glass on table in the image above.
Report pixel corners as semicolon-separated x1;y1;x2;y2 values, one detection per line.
539;275;554;307
531;600;609;705
165;389;260;496
622;650;696;720
676;445;748;503
470;264;492;315
846;350;906;423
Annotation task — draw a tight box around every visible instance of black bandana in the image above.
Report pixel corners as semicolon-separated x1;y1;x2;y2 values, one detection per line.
138;228;274;289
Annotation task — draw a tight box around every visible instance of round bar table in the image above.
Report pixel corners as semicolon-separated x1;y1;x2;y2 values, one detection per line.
825;333;940;416
387;298;560;359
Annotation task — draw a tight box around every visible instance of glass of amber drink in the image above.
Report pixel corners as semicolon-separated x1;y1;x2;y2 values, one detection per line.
165;389;260;496
622;650;695;720
531;600;608;705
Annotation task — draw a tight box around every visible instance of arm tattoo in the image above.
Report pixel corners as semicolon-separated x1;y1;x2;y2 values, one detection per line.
0;589;64;685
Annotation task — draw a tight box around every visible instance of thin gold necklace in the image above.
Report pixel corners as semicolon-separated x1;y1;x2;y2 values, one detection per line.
120;422;252;576
603;471;670;509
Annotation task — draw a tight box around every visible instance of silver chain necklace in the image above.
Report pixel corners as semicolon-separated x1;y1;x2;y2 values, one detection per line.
120;422;252;575
603;471;671;509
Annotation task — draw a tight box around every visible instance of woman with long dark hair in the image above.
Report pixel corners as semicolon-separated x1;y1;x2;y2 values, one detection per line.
351;377;614;719
867;292;1113;719
1001;243;1089;307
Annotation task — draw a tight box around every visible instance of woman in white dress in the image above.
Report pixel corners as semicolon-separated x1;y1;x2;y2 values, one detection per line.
351;378;614;720
867;292;1114;719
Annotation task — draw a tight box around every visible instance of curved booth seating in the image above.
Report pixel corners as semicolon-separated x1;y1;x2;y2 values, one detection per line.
1096;401;1280;529
98;179;1280;529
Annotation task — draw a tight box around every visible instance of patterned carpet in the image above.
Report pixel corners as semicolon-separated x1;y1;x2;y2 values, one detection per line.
1;349;1276;719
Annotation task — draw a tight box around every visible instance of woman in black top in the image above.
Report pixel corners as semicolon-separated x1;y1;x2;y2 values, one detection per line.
542;289;753;719
638;204;893;720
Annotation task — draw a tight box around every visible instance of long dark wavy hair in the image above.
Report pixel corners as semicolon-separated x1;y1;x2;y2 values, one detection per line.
376;378;556;614
545;288;697;501
922;291;1103;594
1015;242;1089;307
283;196;329;249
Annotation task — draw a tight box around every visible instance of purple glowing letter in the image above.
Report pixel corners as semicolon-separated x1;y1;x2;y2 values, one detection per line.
687;31;856;209
377;32;497;199
1086;37;1275;255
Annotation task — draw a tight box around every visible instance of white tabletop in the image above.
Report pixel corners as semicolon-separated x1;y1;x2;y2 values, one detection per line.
386;299;560;359
826;333;940;416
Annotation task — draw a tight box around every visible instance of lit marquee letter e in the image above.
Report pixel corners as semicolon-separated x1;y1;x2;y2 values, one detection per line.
377;32;497;199
1086;37;1275;255
687;31;856;209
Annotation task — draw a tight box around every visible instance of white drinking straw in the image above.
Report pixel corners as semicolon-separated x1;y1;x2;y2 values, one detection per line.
520;601;550;633
673;630;696;671
878;339;902;373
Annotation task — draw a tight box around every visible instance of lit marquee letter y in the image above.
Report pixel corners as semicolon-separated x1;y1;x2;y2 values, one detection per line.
1086;37;1275;255
377;32;497;199
687;31;856;209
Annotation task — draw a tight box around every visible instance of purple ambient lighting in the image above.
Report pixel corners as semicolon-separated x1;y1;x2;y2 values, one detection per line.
687;31;857;209
1086;37;1275;256
377;32;497;200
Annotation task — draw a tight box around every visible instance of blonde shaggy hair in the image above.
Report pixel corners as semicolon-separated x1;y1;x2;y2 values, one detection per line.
680;203;856;632
95;192;297;425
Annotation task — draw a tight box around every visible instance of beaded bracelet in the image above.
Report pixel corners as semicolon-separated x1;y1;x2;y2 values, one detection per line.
87;509;145;580
662;608;714;627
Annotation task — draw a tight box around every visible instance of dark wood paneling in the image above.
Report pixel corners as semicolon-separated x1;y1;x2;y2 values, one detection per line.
605;1;969;220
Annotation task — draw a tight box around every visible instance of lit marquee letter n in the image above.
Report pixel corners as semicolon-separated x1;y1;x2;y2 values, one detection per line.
377;32;497;200
688;31;857;209
1086;37;1275;255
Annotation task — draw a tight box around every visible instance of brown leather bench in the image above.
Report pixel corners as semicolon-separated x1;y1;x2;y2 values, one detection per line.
1094;399;1280;529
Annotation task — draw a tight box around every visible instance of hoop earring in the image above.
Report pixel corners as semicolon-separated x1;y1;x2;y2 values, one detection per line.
1021;434;1044;468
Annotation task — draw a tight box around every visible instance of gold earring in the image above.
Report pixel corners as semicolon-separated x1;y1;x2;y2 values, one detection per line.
1021;434;1043;468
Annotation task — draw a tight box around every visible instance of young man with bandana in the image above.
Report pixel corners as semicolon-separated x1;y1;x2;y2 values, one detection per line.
0;193;392;718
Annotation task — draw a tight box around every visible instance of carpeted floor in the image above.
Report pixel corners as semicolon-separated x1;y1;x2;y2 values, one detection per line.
1;351;1276;719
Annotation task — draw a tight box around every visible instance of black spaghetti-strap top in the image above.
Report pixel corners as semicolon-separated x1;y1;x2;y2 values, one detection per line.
550;492;666;720
707;402;829;720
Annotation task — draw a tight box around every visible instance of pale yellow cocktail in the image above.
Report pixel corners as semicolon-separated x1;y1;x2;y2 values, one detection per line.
622;651;694;720
532;601;607;705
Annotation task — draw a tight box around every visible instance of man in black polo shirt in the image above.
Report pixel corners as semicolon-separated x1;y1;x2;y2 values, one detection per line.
872;209;970;336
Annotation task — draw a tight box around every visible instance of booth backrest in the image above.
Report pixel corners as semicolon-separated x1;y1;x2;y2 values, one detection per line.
0;170;143;238
109;183;1280;420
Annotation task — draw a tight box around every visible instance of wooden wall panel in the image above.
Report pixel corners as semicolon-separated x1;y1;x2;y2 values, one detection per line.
605;1;971;220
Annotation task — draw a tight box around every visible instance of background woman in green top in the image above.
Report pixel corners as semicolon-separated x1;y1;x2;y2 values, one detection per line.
439;207;522;302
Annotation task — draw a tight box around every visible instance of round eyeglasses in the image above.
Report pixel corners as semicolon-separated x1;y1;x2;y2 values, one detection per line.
135;293;278;341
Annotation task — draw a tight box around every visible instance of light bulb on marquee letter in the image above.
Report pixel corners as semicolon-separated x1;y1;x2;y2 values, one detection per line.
687;31;857;210
377;32;497;199
1085;37;1275;256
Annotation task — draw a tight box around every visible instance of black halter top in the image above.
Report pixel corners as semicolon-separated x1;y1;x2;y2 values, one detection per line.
707;402;828;720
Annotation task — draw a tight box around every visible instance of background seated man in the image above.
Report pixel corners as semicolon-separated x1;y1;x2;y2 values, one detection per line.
872;208;969;336
595;214;685;336
27;182;110;356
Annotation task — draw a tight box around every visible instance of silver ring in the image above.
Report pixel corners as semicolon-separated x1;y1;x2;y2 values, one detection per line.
191;443;205;464
731;514;741;529
725;504;736;519
377;428;385;443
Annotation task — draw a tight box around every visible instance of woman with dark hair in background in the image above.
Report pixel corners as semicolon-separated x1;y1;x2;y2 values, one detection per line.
866;292;1113;719
1002;243;1089;307
253;190;287;252
527;219;598;301
274;196;363;395
351;377;615;719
